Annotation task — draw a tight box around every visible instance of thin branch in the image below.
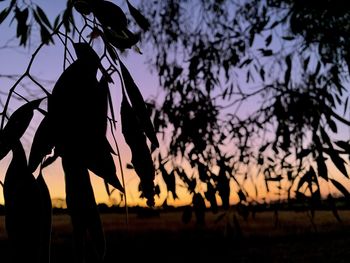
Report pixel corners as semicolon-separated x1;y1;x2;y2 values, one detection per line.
63;28;68;71
27;75;50;96
56;32;74;62
1;20;65;129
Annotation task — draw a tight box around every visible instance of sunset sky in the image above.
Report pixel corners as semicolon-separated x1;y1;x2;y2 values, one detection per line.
0;0;190;207
1;0;350;208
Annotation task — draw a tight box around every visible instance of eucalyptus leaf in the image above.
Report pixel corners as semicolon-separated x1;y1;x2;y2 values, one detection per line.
126;0;150;31
4;142;42;262
120;60;159;148
121;92;155;206
28;115;54;173
0;98;43;160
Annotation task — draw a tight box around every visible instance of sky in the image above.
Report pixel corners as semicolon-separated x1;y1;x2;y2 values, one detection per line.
1;0;350;208
0;0;193;207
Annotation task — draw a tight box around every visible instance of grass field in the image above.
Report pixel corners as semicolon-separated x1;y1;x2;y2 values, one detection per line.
1;210;350;262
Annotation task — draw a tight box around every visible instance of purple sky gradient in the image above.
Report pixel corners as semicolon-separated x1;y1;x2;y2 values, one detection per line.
0;0;192;206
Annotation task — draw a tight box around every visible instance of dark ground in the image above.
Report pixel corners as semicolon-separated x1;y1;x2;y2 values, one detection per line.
1;210;350;262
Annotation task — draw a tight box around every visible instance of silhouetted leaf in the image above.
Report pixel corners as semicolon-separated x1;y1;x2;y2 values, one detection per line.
175;167;196;193
320;126;333;147
93;0;127;32
127;0;150;31
154;184;160;196
126;163;134;169
259;68;265;81
104;27;141;50
204;182;218;213
282;36;294;41
327;117;337;133
62;154;106;262
316;155;328;180
53;14;60;30
259;48;273;56
237;189;246;202
259;143;270;153
14;7;29;46
197;162;209;182
297;169;313;191
37;172;52;263
0;98;43;160
62;2;73;33
105;41;119;62
104;180;111;196
297;148;312;159
73;0;92;15
39;22;53;44
73;42;100;63
0;8;11;24
324;148;348;178
4;142;42;262
239;58;252;68
159;165;178;199
330;178;350;198
216;165;230;210
85;139;124;192
48;43;100;153
28;116;54;173
335;140;350;153
285;55;292;85
121;92;155;206
36;6;52;29
344;97;349;116
265;34;272;46
182;205;192;224
303;56;310;70
49;43;123;192
120;60;159;148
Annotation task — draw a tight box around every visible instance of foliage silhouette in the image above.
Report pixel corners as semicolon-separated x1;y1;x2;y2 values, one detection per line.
1;0;350;261
0;0;157;262
140;0;350;216
121;89;156;207
4;142;44;262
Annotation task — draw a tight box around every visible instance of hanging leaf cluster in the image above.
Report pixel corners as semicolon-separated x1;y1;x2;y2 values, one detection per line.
71;0;150;52
0;101;51;262
0;0;54;45
0;1;157;262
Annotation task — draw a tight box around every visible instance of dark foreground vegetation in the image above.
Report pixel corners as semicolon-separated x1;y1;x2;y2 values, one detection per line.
1;208;350;263
1;1;350;262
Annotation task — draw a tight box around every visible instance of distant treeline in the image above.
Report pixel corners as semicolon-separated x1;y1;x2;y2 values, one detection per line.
0;197;349;216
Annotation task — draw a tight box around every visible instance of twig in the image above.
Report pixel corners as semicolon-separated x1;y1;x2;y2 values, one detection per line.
27;75;50;96
1;20;65;129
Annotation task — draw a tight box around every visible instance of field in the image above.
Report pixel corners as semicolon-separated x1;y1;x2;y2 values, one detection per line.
1;209;350;262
